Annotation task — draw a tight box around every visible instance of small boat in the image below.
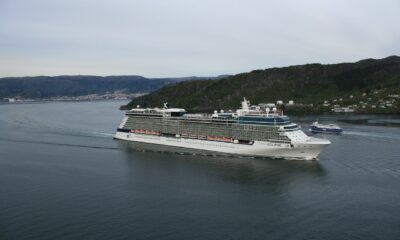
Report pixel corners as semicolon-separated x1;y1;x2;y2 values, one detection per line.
310;121;343;134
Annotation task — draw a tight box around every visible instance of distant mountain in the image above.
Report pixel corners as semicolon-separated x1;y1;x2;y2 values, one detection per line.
124;56;400;111
0;75;218;99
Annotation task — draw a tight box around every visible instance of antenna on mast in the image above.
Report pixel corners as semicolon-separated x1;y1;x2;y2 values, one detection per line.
241;97;250;111
163;102;169;109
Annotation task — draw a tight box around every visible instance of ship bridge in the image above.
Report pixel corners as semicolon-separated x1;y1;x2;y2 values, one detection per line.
238;115;291;125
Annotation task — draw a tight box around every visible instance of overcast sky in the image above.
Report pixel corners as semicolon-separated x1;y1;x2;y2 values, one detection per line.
0;0;399;77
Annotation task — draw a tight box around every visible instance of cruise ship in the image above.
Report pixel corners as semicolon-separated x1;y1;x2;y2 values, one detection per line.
115;98;330;160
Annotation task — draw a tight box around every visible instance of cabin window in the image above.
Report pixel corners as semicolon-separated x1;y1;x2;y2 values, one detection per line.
171;112;186;117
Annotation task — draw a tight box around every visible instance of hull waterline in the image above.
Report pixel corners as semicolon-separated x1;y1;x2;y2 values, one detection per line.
115;132;330;160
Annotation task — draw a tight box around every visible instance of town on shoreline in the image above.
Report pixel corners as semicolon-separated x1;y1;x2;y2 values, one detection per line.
2;90;399;114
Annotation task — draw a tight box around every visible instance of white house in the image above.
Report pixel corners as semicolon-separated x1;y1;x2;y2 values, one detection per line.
5;98;16;103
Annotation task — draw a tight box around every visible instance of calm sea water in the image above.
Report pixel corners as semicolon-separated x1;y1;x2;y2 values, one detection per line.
1;101;400;240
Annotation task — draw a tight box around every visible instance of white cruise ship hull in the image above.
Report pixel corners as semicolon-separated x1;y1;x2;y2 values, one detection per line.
114;132;329;160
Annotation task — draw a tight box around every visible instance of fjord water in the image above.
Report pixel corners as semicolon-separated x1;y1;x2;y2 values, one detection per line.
1;101;400;240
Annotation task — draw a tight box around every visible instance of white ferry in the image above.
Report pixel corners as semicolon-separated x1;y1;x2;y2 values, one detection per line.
115;98;330;160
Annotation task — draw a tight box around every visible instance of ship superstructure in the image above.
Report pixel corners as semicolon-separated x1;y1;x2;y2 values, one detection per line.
115;98;330;160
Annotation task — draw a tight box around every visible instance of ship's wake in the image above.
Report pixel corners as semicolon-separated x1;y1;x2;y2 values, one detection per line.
0;137;120;150
342;130;400;141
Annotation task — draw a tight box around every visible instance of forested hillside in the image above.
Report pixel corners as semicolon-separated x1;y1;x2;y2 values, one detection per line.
124;56;400;111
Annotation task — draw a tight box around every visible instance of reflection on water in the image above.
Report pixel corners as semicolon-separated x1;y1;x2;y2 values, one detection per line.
119;140;326;193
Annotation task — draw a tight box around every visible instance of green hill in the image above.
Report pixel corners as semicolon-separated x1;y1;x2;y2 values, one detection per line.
124;56;400;112
0;75;219;99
